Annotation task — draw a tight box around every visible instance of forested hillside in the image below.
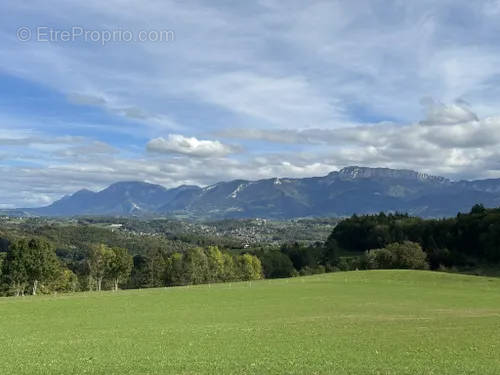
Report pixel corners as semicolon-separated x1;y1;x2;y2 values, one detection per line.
1;205;499;297
327;204;500;268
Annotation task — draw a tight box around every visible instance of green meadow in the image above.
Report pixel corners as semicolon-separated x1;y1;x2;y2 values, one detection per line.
0;270;499;374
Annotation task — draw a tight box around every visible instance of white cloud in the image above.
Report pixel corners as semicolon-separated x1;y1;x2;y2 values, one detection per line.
191;71;344;128
420;98;479;126
54;141;118;158
66;92;182;130
0;135;85;146
217;100;500;178
147;134;237;157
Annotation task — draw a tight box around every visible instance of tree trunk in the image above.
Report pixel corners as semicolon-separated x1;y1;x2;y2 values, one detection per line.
32;280;38;296
97;277;102;291
114;279;119;292
88;275;93;291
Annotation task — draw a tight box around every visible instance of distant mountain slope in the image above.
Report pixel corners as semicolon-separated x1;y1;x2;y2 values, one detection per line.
23;166;500;218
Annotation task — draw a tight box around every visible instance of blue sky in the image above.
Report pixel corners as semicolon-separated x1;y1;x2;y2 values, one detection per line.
2;0;500;207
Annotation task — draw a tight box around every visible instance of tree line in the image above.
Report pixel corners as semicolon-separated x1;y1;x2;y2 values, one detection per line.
0;240;134;296
326;204;500;269
0;238;262;296
1;204;499;297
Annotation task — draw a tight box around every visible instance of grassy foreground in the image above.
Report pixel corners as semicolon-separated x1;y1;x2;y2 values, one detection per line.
0;271;499;374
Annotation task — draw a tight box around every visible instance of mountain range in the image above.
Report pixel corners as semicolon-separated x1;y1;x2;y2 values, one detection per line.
6;166;500;219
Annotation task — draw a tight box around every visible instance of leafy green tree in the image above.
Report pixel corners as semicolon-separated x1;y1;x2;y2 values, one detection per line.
87;244;114;291
183;247;209;285
0;252;5;279
364;241;429;269
128;255;150;289
0;237;9;252
365;248;394;269
165;252;185;286
146;248;169;288
23;238;61;295
387;241;428;269
427;248;453;269
322;238;339;267
108;246;133;291
2;238;60;295
470;204;486;215
206;246;224;282
281;243;320;271
221;252;236;282
2;240;28;296
365;241;428;270
49;268;79;293
250;255;263;280
237;254;263;281
259;251;295;278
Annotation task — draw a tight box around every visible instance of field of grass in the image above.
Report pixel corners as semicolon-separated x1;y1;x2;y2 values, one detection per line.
1;270;499;374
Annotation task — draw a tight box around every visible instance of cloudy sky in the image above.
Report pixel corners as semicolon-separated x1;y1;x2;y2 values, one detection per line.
2;0;500;208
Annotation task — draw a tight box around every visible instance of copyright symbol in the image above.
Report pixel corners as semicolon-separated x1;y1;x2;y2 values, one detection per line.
17;27;32;42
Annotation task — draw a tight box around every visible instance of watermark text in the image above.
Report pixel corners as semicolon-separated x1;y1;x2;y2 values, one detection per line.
17;26;175;45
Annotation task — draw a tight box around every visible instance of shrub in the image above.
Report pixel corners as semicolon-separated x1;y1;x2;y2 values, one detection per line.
385;241;428;269
365;241;429;270
365;248;394;269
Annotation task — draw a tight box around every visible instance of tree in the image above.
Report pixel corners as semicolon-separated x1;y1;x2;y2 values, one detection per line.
87;244;114;291
322;238;339;267
387;241;428;269
249;255;263;280
281;243;320;271
2;239;28;296
23;238;61;295
0;252;5;279
470;204;486;215
2;238;60;295
146;248;169;288
49;268;79;293
366;241;428;270
365;248;394;269
165;252;185;286
183;247;209;285
427;248;453;269
221;252;236;282
0;237;9;252
108;246;133;291
206;246;224;282
129;254;150;289
259;251;295;278
237;254;263;281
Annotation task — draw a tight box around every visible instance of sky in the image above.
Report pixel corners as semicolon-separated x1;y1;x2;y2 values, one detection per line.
2;0;500;208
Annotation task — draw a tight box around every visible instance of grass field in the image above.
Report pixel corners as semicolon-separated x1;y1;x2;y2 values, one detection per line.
1;270;499;374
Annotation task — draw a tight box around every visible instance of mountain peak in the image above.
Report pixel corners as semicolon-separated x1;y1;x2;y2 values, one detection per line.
336;166;449;183
73;188;94;195
107;181;160;189
56;188;94;202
